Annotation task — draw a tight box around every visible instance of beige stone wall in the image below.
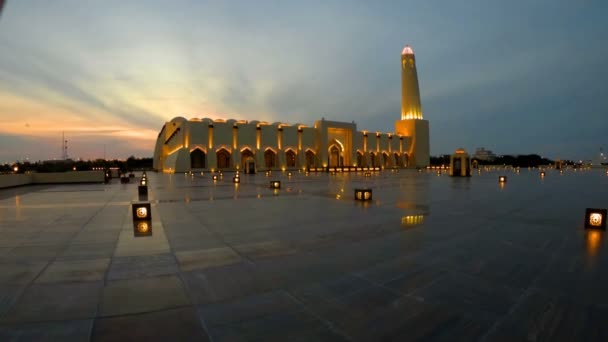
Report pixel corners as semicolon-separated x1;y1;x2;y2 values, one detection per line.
0;171;105;189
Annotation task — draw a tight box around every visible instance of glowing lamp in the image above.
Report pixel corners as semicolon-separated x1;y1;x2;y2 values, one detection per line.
540;171;546;177
329;168;335;172
132;202;151;233
265;171;270;177
365;172;372;177
305;171;309;176
498;176;507;183
354;188;373;201
212;175;218;181
585;208;607;229
363;167;369;171
270;180;281;189
357;167;362;171
140;179;147;186
233;176;240;183
132;220;153;237
374;167;380;171
288;172;292;177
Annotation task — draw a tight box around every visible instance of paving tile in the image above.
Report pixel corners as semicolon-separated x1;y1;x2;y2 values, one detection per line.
1;282;102;323
175;247;242;271
58;242;116;260
182;262;263;304
100;275;190;316
198;290;303;326
0;262;48;284
36;258;110;283
92;307;209;342
484;290;608;341
411;271;522;321
0;319;93;342
107;253;178;280
233;240;297;259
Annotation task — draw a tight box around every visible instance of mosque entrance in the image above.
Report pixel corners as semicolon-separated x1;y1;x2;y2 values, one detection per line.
190;148;206;169
217;149;231;169
329;145;342;167
305;150;315;168
285;149;296;168
241;149;255;174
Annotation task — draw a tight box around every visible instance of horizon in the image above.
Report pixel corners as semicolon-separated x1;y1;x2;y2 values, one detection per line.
1;1;607;162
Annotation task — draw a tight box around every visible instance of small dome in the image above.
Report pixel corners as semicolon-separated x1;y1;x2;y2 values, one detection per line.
401;45;414;55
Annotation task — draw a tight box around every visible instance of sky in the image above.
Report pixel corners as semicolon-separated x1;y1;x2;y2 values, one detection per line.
0;0;607;163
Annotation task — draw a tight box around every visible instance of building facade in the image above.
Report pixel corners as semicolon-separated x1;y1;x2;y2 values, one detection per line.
153;45;430;173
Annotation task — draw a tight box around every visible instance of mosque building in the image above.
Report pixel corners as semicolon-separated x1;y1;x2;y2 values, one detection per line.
153;45;430;173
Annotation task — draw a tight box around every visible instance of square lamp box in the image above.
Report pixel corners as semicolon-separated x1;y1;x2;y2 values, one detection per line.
138;185;148;199
585;208;607;230
354;188;373;201
270;180;281;189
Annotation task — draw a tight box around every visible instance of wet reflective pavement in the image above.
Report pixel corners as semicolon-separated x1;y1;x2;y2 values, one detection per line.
1;169;607;341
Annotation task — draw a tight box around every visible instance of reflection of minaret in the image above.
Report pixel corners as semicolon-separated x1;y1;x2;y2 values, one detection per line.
395;45;430;168
401;45;423;120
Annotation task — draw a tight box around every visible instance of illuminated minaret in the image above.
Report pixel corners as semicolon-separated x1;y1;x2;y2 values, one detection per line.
395;44;430;168
400;45;423;120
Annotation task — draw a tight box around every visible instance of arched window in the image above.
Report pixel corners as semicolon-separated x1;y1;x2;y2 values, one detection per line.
216;149;231;169
394;153;400;168
241;149;254;170
264;149;277;168
305;150;315;168
356;151;364;167
286;150;296;168
370;152;377;168
382;152;390;168
190;149;206;169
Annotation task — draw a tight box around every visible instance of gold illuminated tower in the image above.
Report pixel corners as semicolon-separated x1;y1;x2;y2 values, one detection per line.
395;44;430;168
400;45;423;120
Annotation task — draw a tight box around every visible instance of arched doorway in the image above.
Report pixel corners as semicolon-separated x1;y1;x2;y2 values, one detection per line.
305;150;315;168
370;152;377;168
190;149;206;169
356;151;364;167
216;149;231;169
382;152;390;168
285;149;296;168
264;149;277;169
241;149;255;173
394;153;401;168
403;154;409;168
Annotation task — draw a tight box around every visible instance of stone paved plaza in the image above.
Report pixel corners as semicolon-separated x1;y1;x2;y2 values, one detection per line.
0;169;607;341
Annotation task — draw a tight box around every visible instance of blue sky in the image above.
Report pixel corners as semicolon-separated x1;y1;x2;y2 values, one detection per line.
0;0;607;162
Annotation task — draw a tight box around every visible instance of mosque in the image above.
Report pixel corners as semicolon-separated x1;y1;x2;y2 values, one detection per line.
153;45;430;173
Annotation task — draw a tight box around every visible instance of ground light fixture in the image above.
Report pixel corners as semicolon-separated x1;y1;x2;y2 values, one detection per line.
270;180;281;189
498;176;507;183
233;176;240;183
540;171;546;177
585;208;607;229
212;175;218;181
354;188;373;201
